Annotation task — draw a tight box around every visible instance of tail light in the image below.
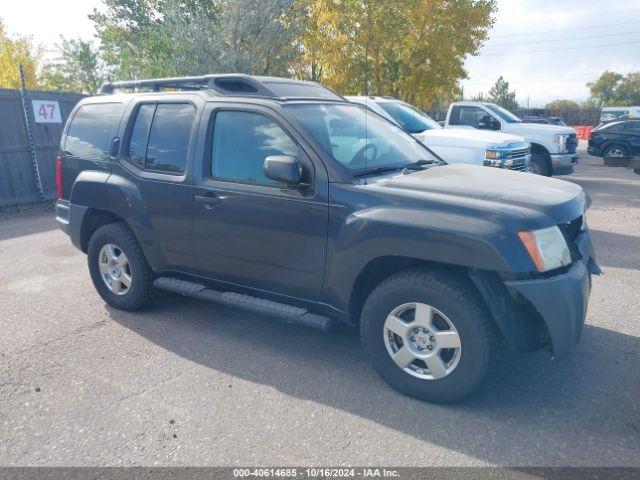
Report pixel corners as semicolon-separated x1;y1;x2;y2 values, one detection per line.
56;156;63;199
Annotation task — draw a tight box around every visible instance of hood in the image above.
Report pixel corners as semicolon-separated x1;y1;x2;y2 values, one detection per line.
368;164;586;227
511;122;575;135
417;128;526;147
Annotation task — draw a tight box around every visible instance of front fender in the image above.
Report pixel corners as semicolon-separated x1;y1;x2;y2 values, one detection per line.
323;205;531;312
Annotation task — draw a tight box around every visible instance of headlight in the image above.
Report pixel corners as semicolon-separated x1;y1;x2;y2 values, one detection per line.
554;134;569;153
518;226;571;272
485;149;501;160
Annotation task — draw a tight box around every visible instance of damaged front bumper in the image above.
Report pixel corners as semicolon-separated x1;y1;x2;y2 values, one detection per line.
471;230;600;359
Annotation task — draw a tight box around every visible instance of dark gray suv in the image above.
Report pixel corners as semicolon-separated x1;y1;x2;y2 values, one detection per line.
55;74;599;402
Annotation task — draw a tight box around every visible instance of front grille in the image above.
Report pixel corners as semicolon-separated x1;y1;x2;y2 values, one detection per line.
567;133;578;154
504;146;531;171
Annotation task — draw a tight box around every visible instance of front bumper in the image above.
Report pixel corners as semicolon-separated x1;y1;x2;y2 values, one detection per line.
550;152;579;170
503;230;597;358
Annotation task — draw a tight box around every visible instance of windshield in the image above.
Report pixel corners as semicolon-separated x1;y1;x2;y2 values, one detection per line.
285;103;438;173
484;103;522;123
378;101;442;133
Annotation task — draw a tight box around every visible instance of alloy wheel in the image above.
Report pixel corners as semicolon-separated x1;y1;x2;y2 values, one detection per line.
98;243;132;295
383;302;462;380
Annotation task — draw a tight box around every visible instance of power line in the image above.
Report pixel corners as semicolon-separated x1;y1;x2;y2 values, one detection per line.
479;40;640;56
487;30;640;48
491;19;640;38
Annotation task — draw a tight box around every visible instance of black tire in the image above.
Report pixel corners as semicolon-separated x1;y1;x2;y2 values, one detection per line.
360;269;500;403
603;144;628;158
87;221;157;311
530;152;551;176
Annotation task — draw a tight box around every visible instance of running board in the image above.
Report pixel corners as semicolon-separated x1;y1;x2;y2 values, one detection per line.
153;277;334;331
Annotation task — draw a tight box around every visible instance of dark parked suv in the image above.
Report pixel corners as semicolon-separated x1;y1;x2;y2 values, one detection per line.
588;119;640;158
56;74;599;403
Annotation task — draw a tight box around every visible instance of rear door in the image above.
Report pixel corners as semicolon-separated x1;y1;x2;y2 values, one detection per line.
111;95;203;272
623;121;640;155
192;103;329;300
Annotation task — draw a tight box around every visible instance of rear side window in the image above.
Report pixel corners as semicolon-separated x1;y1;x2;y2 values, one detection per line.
210;110;298;185
126;103;195;174
128;104;156;168
64;103;123;158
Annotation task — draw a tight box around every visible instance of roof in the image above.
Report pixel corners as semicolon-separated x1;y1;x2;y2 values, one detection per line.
98;74;345;102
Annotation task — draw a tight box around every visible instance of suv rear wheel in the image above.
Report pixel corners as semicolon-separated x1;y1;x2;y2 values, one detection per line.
87;222;157;311
360;269;500;403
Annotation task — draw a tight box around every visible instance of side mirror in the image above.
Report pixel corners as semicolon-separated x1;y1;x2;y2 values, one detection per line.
264;155;302;186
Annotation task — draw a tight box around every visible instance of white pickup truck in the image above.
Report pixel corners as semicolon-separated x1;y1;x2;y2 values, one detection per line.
444;101;579;176
347;96;532;173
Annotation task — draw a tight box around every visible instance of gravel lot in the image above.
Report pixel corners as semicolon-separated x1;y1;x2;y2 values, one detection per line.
0;153;638;467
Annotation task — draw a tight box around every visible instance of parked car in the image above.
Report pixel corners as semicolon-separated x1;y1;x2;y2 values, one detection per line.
522;116;568;127
347;96;532;172
600;106;640;122
444;102;579;176
55;74;598;403
588;119;640;157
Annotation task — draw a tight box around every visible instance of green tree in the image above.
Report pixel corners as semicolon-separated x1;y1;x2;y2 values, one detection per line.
487;76;518;110
586;70;623;107
0;18;42;89
545;99;580;110
42;38;104;94
616;72;640;106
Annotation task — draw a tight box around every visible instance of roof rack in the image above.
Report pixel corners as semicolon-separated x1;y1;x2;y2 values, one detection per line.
98;74;345;101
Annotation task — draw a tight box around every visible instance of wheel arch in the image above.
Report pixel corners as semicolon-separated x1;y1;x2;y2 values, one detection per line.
347;256;468;325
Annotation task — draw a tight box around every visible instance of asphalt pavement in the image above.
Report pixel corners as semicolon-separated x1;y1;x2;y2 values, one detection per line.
0;154;638;467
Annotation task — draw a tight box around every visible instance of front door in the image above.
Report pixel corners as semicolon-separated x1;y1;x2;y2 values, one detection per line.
192;105;329;300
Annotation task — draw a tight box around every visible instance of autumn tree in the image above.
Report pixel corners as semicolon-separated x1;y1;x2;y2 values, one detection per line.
487;76;518;110
291;0;496;109
0;18;42;89
42;38;105;94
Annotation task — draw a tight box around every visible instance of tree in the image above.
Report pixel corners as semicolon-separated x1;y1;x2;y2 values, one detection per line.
545;99;580;110
487;76;518;110
290;0;496;109
0;18;42;89
586;70;623;107
41;38;105;94
616;72;640;106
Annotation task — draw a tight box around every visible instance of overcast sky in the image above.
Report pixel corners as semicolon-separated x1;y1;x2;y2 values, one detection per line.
2;0;640;106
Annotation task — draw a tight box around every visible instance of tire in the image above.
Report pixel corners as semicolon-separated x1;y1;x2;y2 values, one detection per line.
360;269;500;403
87;221;157;311
530;152;551;176
603;144;628;158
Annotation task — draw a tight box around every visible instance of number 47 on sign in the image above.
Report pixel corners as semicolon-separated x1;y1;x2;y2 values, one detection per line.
32;100;62;124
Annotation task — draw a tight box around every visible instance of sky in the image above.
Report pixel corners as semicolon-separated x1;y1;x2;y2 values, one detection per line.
2;0;640;107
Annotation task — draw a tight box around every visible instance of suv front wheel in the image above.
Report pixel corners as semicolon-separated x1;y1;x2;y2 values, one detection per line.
87;221;157;311
360;269;500;403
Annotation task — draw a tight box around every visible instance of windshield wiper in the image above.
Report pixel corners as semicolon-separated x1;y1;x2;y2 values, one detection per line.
403;159;438;169
353;165;406;177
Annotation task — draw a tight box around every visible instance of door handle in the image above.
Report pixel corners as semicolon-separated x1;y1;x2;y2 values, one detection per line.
195;194;222;210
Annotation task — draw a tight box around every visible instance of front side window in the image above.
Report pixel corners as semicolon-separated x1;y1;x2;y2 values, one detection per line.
64;103;123;158
125;103;195;174
211;110;298;185
285;103;437;172
378;101;441;133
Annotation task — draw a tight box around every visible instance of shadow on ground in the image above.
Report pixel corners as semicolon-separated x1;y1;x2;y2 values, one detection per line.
108;295;640;465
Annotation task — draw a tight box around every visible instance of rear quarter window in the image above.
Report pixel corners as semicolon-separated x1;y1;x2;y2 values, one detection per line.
64;103;123;159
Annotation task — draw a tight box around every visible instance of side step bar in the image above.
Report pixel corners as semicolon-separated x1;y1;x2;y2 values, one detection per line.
153;277;334;331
